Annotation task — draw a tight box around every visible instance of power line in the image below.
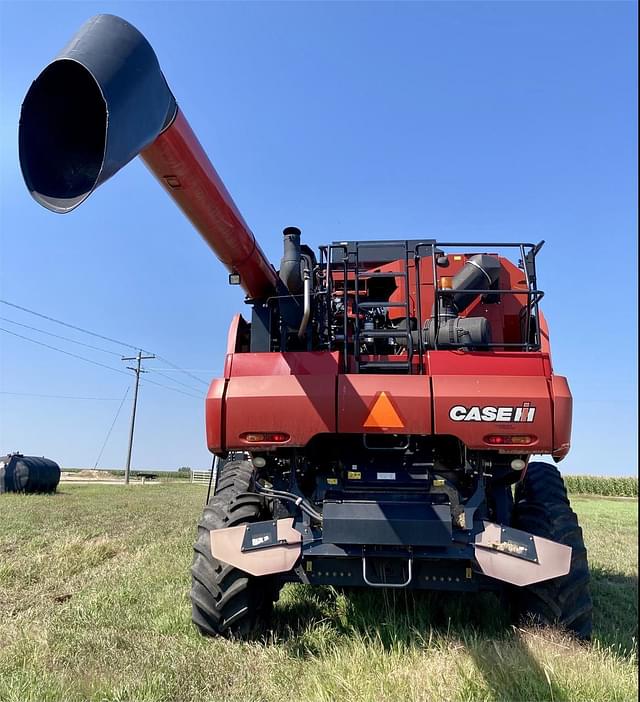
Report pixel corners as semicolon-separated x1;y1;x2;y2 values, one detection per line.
0;316;122;356
152;355;210;387
140;378;202;399
0;299;210;387
0;391;124;400
0;327;131;376
0;299;140;350
1;328;201;400
148;368;204;393
148;368;217;373
94;385;130;469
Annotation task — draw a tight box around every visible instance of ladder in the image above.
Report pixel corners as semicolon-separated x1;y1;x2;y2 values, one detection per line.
353;241;413;374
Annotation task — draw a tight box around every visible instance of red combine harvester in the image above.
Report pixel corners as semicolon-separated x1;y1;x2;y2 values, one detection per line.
19;15;591;639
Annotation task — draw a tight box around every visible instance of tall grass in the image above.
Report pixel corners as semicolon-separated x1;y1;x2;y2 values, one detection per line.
565;475;638;497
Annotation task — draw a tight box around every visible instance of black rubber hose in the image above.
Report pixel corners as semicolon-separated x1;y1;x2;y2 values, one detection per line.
254;480;323;521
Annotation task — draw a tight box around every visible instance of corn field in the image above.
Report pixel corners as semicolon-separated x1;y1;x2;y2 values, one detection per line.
564;475;638;497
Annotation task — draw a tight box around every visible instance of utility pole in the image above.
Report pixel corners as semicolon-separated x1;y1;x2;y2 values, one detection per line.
122;350;155;484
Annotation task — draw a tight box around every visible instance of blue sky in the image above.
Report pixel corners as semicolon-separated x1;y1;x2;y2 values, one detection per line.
0;1;637;474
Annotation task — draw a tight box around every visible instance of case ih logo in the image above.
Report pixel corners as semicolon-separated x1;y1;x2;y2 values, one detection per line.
449;402;536;423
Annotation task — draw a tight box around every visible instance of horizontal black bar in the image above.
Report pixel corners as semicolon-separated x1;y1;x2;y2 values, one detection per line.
355;241;414;248
434;289;543;295
357;301;407;309
414;242;538;249
361;330;410;338
357;271;408;278
359;362;411;369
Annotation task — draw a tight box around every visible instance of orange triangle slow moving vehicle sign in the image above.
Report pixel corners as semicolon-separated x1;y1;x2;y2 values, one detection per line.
363;392;405;429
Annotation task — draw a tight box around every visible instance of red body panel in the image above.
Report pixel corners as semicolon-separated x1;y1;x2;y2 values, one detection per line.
208;352;340;451
224;375;336;449
206;345;570;455
226;314;244;356
427;351;548;376
229;352;340;377
550;375;572;460
205;379;226;452
431;374;553;453
338;375;431;435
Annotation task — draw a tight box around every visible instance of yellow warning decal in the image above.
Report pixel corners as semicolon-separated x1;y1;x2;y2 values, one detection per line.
327;478;338;485
465;567;472;579
363;391;405;429
347;471;362;480
306;561;313;572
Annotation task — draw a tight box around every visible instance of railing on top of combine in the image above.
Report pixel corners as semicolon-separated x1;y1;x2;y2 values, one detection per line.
318;239;545;373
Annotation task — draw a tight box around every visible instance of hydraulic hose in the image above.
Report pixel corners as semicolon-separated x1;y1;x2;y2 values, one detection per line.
255;480;323;522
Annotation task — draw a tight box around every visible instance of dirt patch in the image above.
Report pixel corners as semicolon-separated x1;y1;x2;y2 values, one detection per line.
64;470;117;480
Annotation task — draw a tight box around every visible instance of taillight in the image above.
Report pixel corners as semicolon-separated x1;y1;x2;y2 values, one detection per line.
240;432;290;444
484;435;536;446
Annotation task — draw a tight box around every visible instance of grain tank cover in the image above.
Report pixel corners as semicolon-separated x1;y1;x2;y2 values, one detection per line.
0;454;61;494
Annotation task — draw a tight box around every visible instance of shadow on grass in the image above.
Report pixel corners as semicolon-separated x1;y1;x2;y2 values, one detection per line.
465;630;573;702
270;586;574;700
271;566;638;655
589;566;638;655
265;565;637;697
271;585;508;654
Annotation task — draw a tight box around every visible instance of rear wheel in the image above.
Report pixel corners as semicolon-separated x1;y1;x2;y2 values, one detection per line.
511;461;592;639
190;459;280;638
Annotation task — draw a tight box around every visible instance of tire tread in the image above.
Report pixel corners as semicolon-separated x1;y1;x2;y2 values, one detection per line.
511;461;593;639
189;460;279;638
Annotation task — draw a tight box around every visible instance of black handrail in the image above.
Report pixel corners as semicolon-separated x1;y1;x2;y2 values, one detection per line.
324;240;545;370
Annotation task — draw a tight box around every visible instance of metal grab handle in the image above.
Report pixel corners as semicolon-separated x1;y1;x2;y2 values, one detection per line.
362;555;413;588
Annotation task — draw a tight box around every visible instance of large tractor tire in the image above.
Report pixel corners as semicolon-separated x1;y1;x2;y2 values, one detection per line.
511;461;593;639
190;459;280;638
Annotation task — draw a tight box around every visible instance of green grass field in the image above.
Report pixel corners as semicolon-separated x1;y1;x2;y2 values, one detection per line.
0;485;636;702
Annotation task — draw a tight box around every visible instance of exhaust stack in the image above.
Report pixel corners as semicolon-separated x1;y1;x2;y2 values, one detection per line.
18;14;278;299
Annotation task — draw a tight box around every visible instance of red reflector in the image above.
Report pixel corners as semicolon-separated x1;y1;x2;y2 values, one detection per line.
484;435;536;446
241;432;290;444
485;435;504;445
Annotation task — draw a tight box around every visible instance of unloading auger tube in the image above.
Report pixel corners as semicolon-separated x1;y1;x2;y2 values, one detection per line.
18;13;278;300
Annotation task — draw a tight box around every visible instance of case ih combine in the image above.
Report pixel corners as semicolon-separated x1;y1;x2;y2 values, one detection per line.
19;15;591;639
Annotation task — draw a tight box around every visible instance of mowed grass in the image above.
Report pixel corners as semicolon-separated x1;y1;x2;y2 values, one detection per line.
0;485;636;702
